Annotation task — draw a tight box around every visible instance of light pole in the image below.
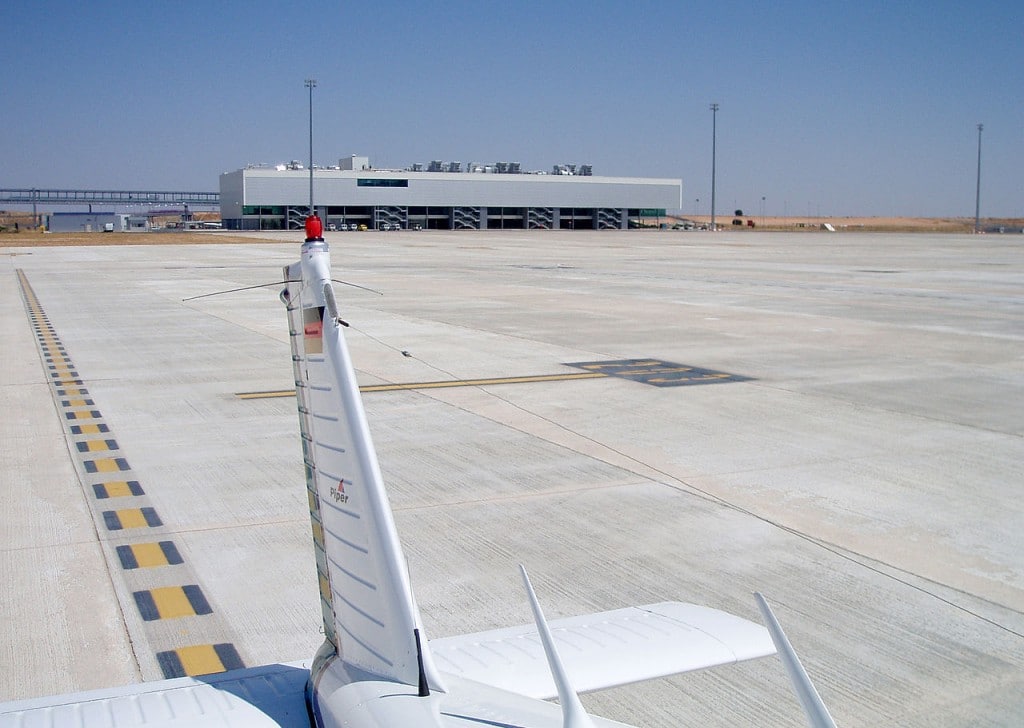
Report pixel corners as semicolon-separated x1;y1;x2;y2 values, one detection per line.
974;123;983;234
761;196;766;227
305;78;317;217
709;103;719;231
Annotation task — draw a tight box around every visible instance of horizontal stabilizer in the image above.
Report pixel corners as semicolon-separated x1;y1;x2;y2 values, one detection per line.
430;602;776;699
0;662;311;728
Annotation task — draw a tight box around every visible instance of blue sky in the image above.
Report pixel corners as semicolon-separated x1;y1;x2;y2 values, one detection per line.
2;0;1020;216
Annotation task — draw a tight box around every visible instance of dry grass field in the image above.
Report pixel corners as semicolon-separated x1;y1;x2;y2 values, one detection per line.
0;230;261;247
680;215;1024;233
2;210;1022;246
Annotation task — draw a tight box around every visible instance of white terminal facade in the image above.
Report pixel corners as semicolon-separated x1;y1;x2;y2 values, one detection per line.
219;156;681;231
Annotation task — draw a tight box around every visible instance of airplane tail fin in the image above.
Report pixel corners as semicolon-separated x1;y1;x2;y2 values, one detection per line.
282;225;443;691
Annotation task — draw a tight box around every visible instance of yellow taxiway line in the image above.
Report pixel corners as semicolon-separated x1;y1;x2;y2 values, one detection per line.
236;370;607;399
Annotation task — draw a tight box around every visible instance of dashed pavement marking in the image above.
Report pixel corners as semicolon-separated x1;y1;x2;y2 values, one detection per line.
116;542;184;570
156;644;245;679
16;269;246;679
102;507;163;530
134;585;213;621
85;457;131;473
93;480;145;499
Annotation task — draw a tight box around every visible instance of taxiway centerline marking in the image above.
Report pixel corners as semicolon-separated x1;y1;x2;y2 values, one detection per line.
236;370;608;398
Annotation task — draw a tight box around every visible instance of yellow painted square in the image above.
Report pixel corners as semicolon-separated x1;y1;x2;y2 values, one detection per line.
150;586;195;619
66;398;89;407
84;440;112;452
116;509;148;529
130;542;169;568
176;645;225;675
103;481;134;497
76;424;102;434
91;458;120;472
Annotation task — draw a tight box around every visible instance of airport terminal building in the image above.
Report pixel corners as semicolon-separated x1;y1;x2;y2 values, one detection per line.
219;157;681;231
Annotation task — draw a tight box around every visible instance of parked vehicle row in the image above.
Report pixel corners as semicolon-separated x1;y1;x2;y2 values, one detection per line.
324;222;416;231
326;223;368;231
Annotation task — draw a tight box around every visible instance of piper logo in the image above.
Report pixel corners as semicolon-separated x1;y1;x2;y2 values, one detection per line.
331;479;349;504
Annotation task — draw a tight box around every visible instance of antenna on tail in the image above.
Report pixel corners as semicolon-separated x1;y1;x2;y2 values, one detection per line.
519;565;597;728
754;593;837;728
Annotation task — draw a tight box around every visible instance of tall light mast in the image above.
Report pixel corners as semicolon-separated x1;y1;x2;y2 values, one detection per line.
974;123;983;234
305;78;318;217
710;103;719;232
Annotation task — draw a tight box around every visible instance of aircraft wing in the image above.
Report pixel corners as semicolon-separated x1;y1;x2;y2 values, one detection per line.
0;662;310;728
430;601;776;700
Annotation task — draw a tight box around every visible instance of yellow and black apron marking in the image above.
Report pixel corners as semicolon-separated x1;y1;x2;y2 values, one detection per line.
85;456;131;473
16;269;245;681
157;644;244;678
76;438;118;453
66;409;102;420
134;585;213;621
70;423;110;435
116;541;183;569
103;507;163;530
565;358;752;387
93;480;145;499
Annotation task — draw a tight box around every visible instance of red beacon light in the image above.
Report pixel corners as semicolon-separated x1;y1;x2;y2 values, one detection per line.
305;214;324;241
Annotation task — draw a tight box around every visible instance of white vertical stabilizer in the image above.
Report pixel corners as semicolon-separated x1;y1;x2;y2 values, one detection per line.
282;237;443;692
